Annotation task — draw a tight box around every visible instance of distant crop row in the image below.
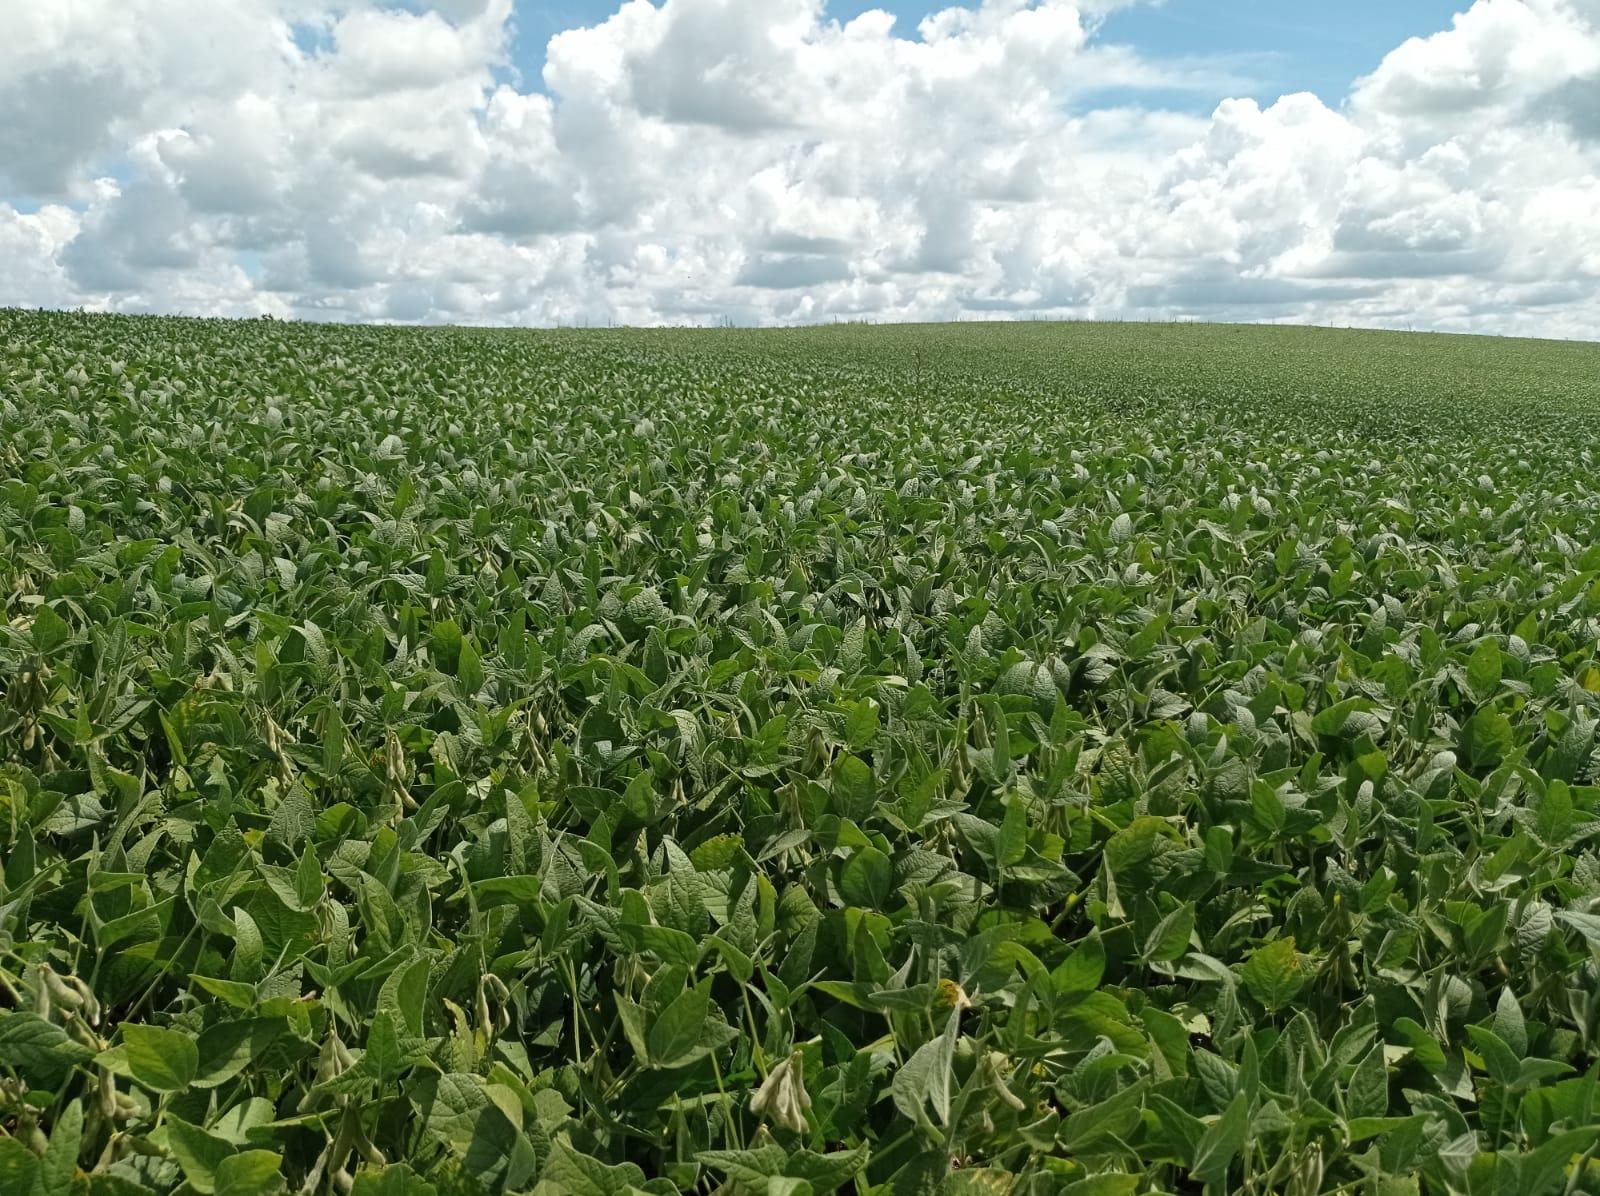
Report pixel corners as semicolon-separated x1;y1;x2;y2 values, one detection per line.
3;310;1600;1195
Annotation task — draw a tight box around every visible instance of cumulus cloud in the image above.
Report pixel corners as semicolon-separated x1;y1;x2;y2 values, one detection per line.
2;0;1598;336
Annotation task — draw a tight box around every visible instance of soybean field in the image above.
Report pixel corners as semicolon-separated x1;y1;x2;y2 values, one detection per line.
5;309;1600;1195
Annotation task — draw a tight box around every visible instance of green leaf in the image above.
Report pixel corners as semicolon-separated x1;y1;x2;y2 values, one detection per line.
837;846;892;909
1060;1178;1141;1196
321;1010;422;1093
1461;709;1514;770
997;794;1027;868
890;1007;960;1126
456;637;484;694
695;1146;790;1187
214;1151;283;1196
1466;639;1502;701
842;699;879;750
1312;696;1372;737
1467;1025;1522;1086
1060;1080;1147;1150
536;1141;650;1196
376;954;432;1041
0;1011;96;1086
123;1023;200;1093
408;1071;537;1189
1238;938;1305;1013
350;1165;438;1196
166;1116;236;1194
1142;903;1196;964
1347;1046;1389;1120
38;1098;83;1196
785;1146;868;1193
1190;1091;1249;1186
830;754;876;822
637;923;699;965
0;1139;39;1196
1392;1018;1447;1071
1527;781;1575;849
1522;1128;1600;1196
294;845;324;910
614;995;650;1061
1146;1093;1205;1166
230;906;265;982
647;987;712;1069
1556;909;1600;948
194;1019;285;1089
30;603;71;654
212;1099;276;1146
1492;988;1527;1058
706;934;754;983
191;975;259;1010
1051;933;1105;997
263;785;314;852
356;1010;421;1086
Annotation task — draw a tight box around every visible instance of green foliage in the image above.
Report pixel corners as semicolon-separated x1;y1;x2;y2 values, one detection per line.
3;311;1600;1194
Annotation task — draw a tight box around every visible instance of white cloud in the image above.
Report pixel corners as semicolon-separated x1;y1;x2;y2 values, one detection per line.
1350;0;1600;126
2;0;1599;337
0;203;82;311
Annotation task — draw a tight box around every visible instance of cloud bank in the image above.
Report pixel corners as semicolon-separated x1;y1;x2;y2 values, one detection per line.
3;0;1599;336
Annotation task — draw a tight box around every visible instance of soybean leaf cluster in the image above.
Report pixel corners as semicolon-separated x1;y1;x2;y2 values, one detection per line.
5;310;1600;1195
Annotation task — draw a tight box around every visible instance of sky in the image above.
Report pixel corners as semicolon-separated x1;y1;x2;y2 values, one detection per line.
3;0;1600;337
508;1;1472;110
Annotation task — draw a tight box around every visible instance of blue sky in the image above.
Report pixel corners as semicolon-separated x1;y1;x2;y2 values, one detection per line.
509;0;1469;109
1095;1;1469;105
